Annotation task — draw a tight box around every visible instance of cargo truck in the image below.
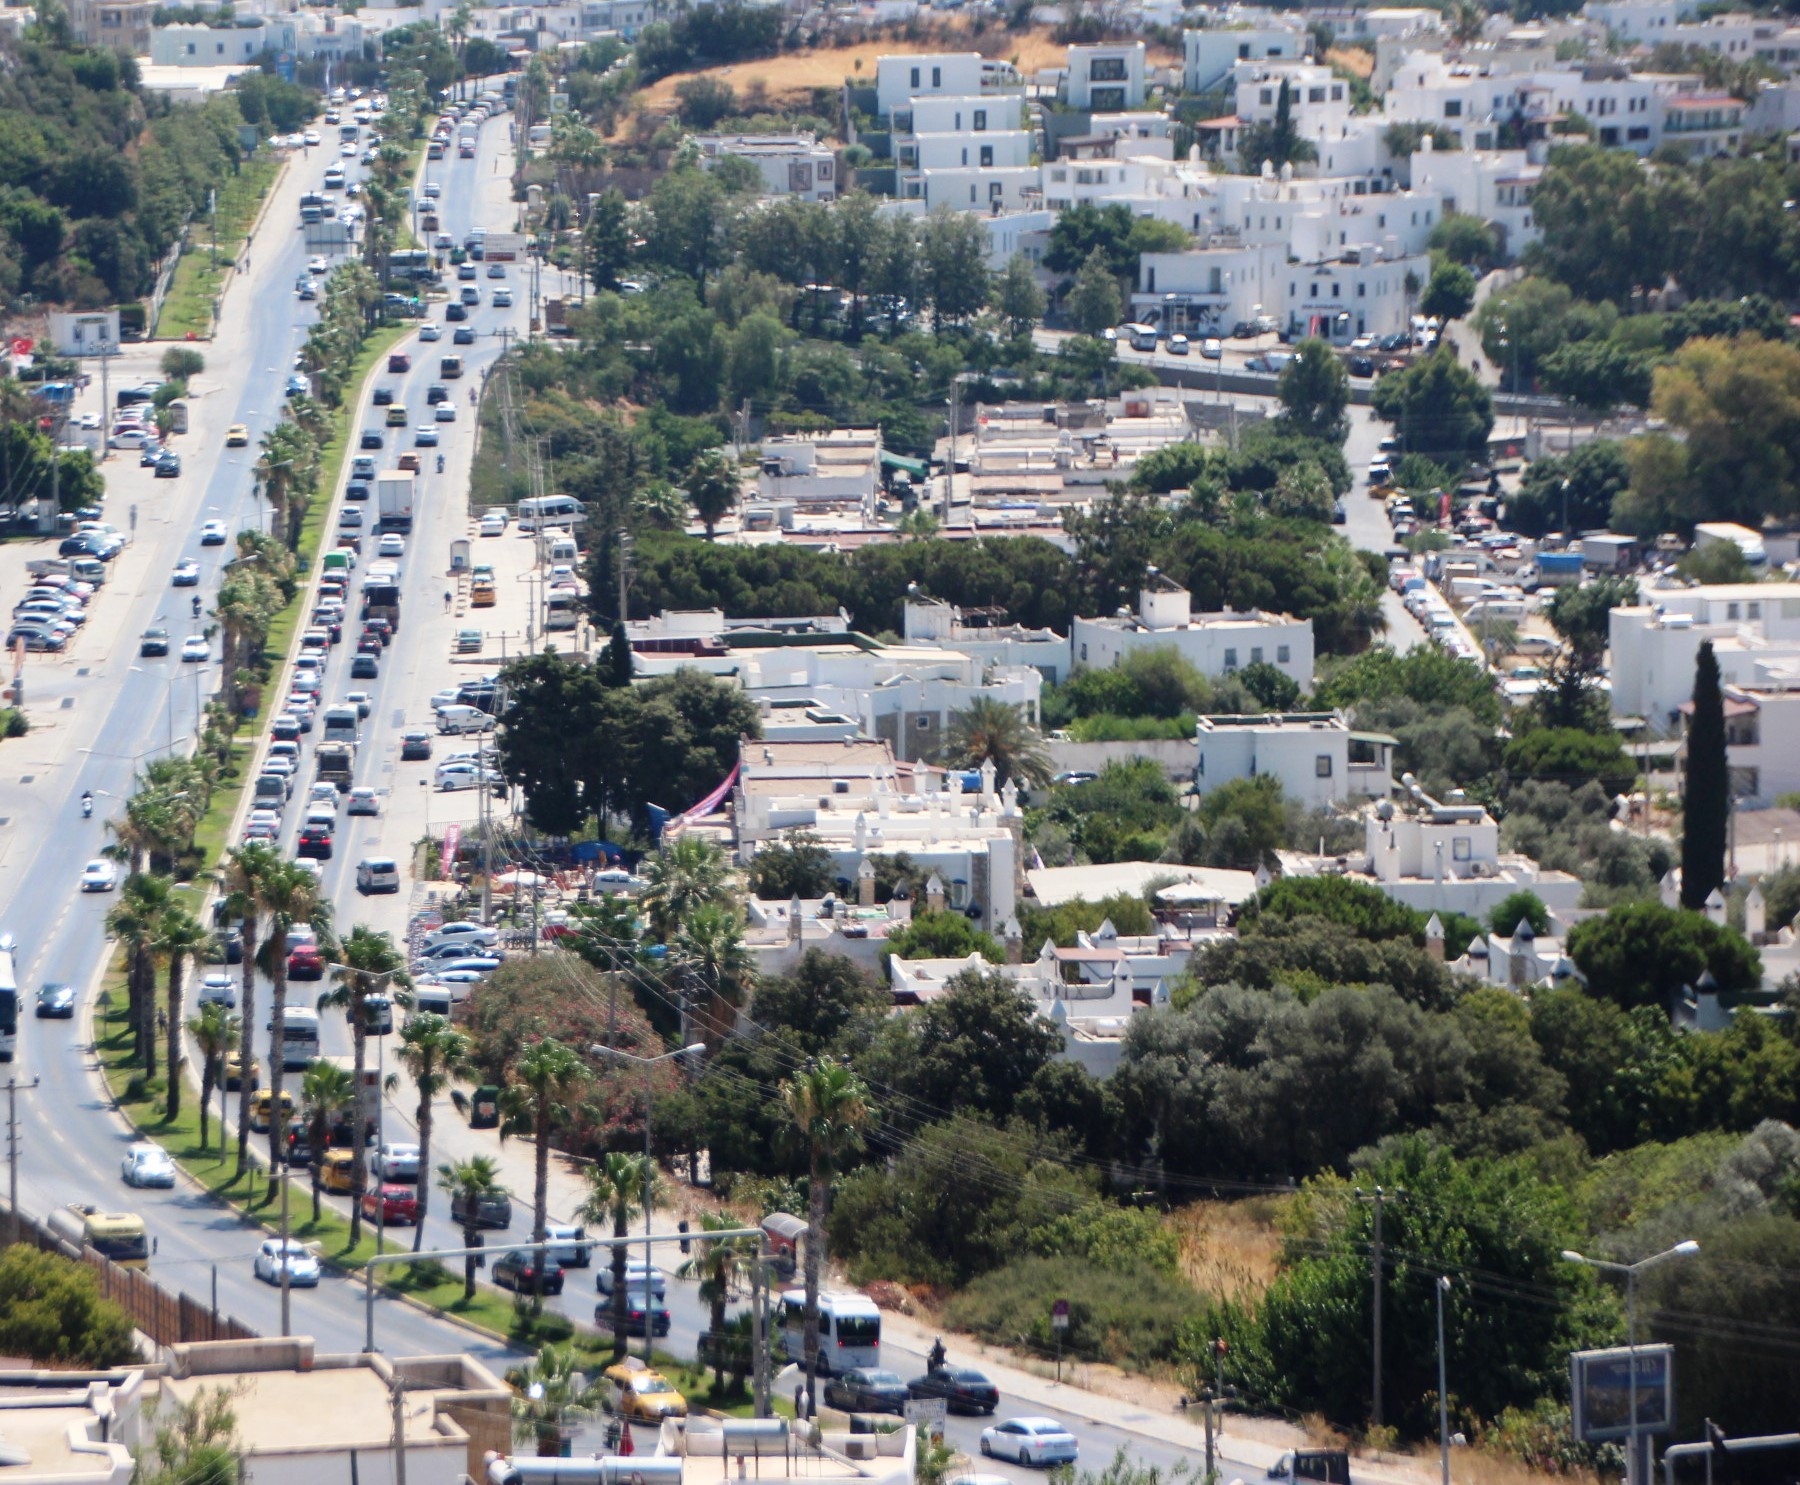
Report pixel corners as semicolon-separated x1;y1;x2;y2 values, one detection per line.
544;297;572;337
315;741;356;791
376;470;415;534
362;577;401;633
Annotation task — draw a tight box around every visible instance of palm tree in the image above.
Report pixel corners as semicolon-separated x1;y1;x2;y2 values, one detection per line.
782;1059;871;1416
219;843;280;1173
672;903;753;1046
678;1212;758;1387
944;697;1053;789
388;1013;470;1252
501;1038;587;1248
155;903;211;1122
258;860;325;1173
301;1059;355;1222
511;1345;602;1457
187;1002;237;1153
576;1151;650;1362
438;1155;504;1300
320;925;409;1246
641;835;733;940
108;872;171;1075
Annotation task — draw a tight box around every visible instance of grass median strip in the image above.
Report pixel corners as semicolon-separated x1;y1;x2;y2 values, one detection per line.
157;154;284;341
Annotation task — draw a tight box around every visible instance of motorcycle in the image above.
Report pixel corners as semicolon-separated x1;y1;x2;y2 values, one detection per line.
192;595;202;618
81;793;93;819
436;454;445;474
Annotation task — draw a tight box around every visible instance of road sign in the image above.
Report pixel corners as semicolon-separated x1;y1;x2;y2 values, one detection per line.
905;1398;947;1443
1052;1299;1070;1331
1571;1345;1675;1443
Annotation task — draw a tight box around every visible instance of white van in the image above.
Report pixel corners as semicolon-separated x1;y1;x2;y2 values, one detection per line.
356;856;400;894
546;533;578;562
516;494;585;532
436;704;495;735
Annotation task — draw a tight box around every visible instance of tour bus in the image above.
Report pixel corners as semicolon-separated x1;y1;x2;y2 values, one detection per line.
0;932;16;1062
515;494;585;533
779;1288;881;1374
276;1006;321;1070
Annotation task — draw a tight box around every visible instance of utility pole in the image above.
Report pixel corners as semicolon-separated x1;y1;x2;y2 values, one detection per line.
5;1076;40;1244
1436;1276;1452;1485
1355;1185;1402;1429
391;1373;409;1485
279;1161;292;1336
615;528;633;628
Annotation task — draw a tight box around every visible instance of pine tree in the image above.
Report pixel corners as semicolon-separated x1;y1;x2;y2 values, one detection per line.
1680;639;1729;909
606;622;633;687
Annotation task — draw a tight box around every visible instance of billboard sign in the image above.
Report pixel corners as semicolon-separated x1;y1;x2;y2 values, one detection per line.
1571;1345;1674;1443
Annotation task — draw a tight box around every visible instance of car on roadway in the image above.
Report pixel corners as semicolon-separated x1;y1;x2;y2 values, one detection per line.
486;262;506;278
172;558;200;587
1200;338;1222;359
604;1364;688;1423
479;511;506;536
494;1250;564;1295
435;403;457;423
226;423;250;447
377;533;406;558
824;1369;911;1415
121;1143;177;1187
419;323;441;341
154;451;181;478
1165;333;1190;354
286;372;310;397
596;1291;671;1337
978;1418;1078;1468
384;404;408;427
458;262;478;281
35;982;74;1018
453;326;476;345
297;821;334;859
372;1141;420;1181
414;425;439;447
139;628;170;657
81;858;118;893
350;652;379;680
201;520;228;546
347;786;380;817
180;635;209;662
492;288;513;308
308;256;328;275
359;429;384;449
351;456;376;480
303;129;320;145
908;1367;1000;1414
199;971;237;1008
287;940;324;980
362;1183;419;1225
254;1238;321;1287
445;302;467;322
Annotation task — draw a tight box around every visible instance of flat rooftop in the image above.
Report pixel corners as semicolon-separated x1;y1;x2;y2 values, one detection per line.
162;1367;440;1451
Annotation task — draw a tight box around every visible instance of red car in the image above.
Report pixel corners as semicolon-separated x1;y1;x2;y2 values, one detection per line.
287;942;324;980
387;352;411;373
362;1183;419;1225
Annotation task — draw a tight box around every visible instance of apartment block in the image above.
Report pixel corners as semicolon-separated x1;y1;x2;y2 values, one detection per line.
1070;575;1316;688
1062;42;1149;111
1184;22;1309;93
696;133;838;201
1195;711;1396;809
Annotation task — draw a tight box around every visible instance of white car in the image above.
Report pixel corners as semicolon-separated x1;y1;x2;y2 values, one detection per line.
81;858;118;893
308;256;328;275
479;511;505;536
377;534;406;558
419;323;441;341
979;1419;1079;1468
435;764;503;792
181;636;209;663
254;1238;321;1287
199;972;237;1008
122;1143;177;1187
302;129;321;146
201;520;228;545
423;920;499;952
347;787;380;816
372;1141;421;1181
596;1260;667;1298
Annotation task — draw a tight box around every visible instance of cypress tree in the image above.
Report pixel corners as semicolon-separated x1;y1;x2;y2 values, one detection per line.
1680;639;1729;909
606;621;634;687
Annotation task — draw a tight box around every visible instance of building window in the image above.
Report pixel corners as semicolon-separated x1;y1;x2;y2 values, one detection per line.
931;66;941;87
1748;602;1762;620
1223;647;1238;670
1277;644;1290;663
974;109;987;130
1089;56;1127;81
1445;99;1463;117
1309;86;1325;102
1080;643;1088;662
1728;602;1741;620
980;145;993;167
910;66;920;87
915;715;931;729
1453;837;1472;861
1251;647;1264;663
1316;754;1333;777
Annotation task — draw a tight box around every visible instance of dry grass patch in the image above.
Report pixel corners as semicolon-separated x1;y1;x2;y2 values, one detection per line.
1169;1196;1285;1301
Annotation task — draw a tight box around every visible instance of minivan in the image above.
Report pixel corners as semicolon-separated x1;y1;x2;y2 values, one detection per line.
436;704;495;735
356;856;401;894
547;534;578;563
253;774;289;809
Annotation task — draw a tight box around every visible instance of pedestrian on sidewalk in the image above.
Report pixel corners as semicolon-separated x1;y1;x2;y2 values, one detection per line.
444;590;452;612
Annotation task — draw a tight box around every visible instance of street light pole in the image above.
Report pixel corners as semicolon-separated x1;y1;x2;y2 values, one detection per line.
1563;1241;1700;1485
1436;1276;1451;1485
591;1042;706;1363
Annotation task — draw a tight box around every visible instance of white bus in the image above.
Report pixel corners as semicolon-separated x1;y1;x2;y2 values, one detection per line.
278;1006;320;1070
0;933;17;1062
779;1288;881;1374
516;494;585;532
1122;323;1160;351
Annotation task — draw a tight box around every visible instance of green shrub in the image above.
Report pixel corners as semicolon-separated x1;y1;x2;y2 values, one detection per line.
943;1255;1203;1372
0;1245;137;1366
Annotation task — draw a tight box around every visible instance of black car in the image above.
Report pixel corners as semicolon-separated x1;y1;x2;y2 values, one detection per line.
346;482;370;503
450;1187;512;1230
458;682;500;714
359;430;384;449
1346;355;1376;378
155;453;181;478
400;729;433;760
493;1251;565;1295
351;653;379;679
139;627;171;657
373;386;395;406
824;1369;911;1415
907;1367;999;1415
596;1296;671;1336
35;983;74;1019
445;302;467;321
426;384;449;405
453;326;476;345
297;822;334;860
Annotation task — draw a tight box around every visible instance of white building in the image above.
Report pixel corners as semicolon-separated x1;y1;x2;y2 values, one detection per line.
1586;0;1686;43
903;595;1071;683
1407;142;1541;257
1233;60;1353;149
1071;575;1316;688
1195;711;1396;809
1184;22;1310;93
1062;42;1149;110
1608;583;1800;727
756;430;881;515
875;51;1023;119
1686;683;1800;806
697;134;838;201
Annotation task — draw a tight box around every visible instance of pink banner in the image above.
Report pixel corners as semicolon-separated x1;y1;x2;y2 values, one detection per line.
678;763;740;824
441;822;461;878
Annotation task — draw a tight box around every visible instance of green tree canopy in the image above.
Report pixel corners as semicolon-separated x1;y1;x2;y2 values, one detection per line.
1276;338;1350;444
1371;348;1494;464
1566;901;1761;1011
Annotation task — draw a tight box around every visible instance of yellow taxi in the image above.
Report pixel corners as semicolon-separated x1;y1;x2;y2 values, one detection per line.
318;1149;357;1193
249;1089;294;1131
226;423;249;447
224;1049;260;1091
469;578;496;608
603;1362;688;1423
